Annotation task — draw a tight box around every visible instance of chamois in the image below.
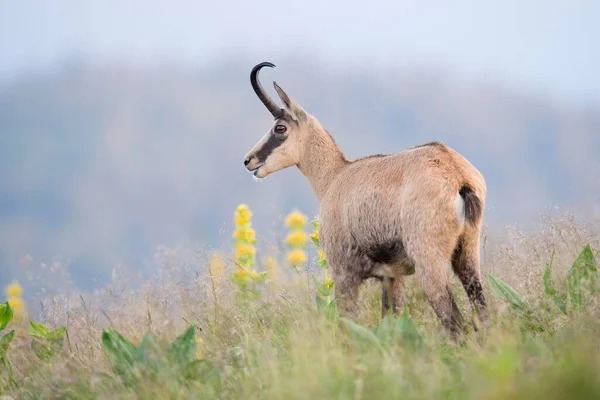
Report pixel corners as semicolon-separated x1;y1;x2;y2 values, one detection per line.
243;62;489;338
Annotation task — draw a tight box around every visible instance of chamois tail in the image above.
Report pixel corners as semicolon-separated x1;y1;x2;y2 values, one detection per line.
459;184;482;227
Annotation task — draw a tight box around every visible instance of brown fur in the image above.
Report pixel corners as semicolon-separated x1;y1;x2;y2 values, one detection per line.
244;66;489;339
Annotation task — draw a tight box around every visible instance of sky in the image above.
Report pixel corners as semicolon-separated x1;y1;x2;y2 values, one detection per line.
1;0;599;107
0;0;599;297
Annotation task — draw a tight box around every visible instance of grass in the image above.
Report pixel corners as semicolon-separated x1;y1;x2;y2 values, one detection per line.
1;209;600;399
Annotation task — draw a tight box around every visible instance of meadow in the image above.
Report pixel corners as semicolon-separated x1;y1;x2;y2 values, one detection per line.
0;205;599;399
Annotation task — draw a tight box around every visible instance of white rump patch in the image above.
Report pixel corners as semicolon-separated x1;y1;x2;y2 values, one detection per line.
455;192;465;226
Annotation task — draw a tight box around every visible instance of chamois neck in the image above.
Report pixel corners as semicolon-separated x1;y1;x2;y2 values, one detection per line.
297;117;349;201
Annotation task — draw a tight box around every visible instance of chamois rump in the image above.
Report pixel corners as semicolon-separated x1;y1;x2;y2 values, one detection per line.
243;62;489;338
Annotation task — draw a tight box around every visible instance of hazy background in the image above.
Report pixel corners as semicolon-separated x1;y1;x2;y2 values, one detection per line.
1;1;599;295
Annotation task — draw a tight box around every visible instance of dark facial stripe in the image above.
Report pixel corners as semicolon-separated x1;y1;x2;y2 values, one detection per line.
255;133;287;163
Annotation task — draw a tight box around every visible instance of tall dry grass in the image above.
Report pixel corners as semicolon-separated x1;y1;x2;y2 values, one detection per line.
1;208;599;399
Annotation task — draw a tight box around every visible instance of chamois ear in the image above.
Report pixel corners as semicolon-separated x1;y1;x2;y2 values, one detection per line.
273;81;305;121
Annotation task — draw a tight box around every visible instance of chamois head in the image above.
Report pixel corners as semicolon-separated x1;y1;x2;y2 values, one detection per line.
244;62;309;179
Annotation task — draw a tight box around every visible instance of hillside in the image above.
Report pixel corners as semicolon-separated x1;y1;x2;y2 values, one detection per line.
0;57;599;290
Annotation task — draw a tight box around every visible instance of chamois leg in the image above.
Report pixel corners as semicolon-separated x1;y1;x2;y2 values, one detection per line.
452;235;490;331
416;260;465;341
381;277;394;318
334;274;361;319
392;276;406;315
382;277;406;317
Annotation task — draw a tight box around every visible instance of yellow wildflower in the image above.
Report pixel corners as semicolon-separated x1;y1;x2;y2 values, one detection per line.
233;228;256;243
236;244;256;260
310;229;319;242
236;204;250;214
236;215;251;226
324;275;334;289
5;281;23;297
285;210;307;229
318;249;326;262
233;268;248;280
195;336;204;359
250;270;259;279
235;204;253;225
287;249;307;266
286;231;308;247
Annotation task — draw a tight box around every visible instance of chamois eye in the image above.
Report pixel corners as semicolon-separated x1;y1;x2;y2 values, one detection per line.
274;125;287;135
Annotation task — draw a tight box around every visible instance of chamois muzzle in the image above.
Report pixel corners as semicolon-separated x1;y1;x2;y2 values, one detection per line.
250;62;282;118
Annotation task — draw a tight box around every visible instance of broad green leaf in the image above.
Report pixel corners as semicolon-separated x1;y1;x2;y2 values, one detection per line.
396;311;423;350
168;325;196;363
486;273;529;311
135;332;161;375
566;244;598;310
326;299;339;321
543;263;557;296
0;330;15;358
0;302;14;331
552;295;568;315
31;338;53;361
28;321;51;338
373;314;396;341
135;332;158;360
312;275;334;297
29;325;67;360
101;329;137;367
315;295;329;315
543;263;567;314
373;312;422;350
101;329;139;384
186;359;221;384
340;318;384;353
45;327;67;342
572;244;598;275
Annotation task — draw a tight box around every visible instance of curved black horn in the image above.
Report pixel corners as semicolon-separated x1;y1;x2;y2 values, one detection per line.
250;62;281;117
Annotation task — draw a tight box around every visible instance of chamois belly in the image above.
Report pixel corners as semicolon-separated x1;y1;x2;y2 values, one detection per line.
333;186;417;278
343;218;415;279
365;240;415;278
321;179;422;279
